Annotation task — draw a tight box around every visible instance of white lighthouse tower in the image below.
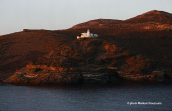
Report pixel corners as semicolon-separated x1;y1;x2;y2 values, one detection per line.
87;29;90;37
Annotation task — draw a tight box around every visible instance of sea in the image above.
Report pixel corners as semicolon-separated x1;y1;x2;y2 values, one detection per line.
0;83;172;111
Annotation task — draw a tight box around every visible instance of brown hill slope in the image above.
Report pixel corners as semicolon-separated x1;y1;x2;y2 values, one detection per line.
71;10;172;31
124;10;172;24
71;19;121;29
0;29;76;80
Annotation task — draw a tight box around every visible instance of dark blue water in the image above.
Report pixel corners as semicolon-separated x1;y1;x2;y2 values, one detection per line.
0;83;172;111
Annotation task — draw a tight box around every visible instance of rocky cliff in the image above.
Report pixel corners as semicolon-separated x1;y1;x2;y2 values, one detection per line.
4;38;154;85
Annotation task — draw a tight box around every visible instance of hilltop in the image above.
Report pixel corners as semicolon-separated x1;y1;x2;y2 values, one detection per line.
1;10;172;85
71;19;121;29
124;10;172;24
71;10;172;31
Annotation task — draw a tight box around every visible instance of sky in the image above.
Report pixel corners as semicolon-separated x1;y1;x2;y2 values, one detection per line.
0;0;172;35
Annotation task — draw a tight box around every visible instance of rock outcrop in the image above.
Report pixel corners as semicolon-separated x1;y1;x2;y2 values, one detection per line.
4;38;154;85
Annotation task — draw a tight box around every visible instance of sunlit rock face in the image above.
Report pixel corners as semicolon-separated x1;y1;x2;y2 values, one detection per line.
4;38;153;85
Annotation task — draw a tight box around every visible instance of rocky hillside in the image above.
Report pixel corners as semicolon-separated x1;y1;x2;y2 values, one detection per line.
4;38;152;85
0;29;80;81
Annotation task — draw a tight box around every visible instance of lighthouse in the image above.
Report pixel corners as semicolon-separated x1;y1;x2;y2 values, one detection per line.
87;29;90;37
77;29;98;39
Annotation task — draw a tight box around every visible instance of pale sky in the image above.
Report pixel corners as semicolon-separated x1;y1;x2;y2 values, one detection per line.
0;0;172;35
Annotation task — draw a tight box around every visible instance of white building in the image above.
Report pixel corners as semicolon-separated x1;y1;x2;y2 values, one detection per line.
77;29;98;39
